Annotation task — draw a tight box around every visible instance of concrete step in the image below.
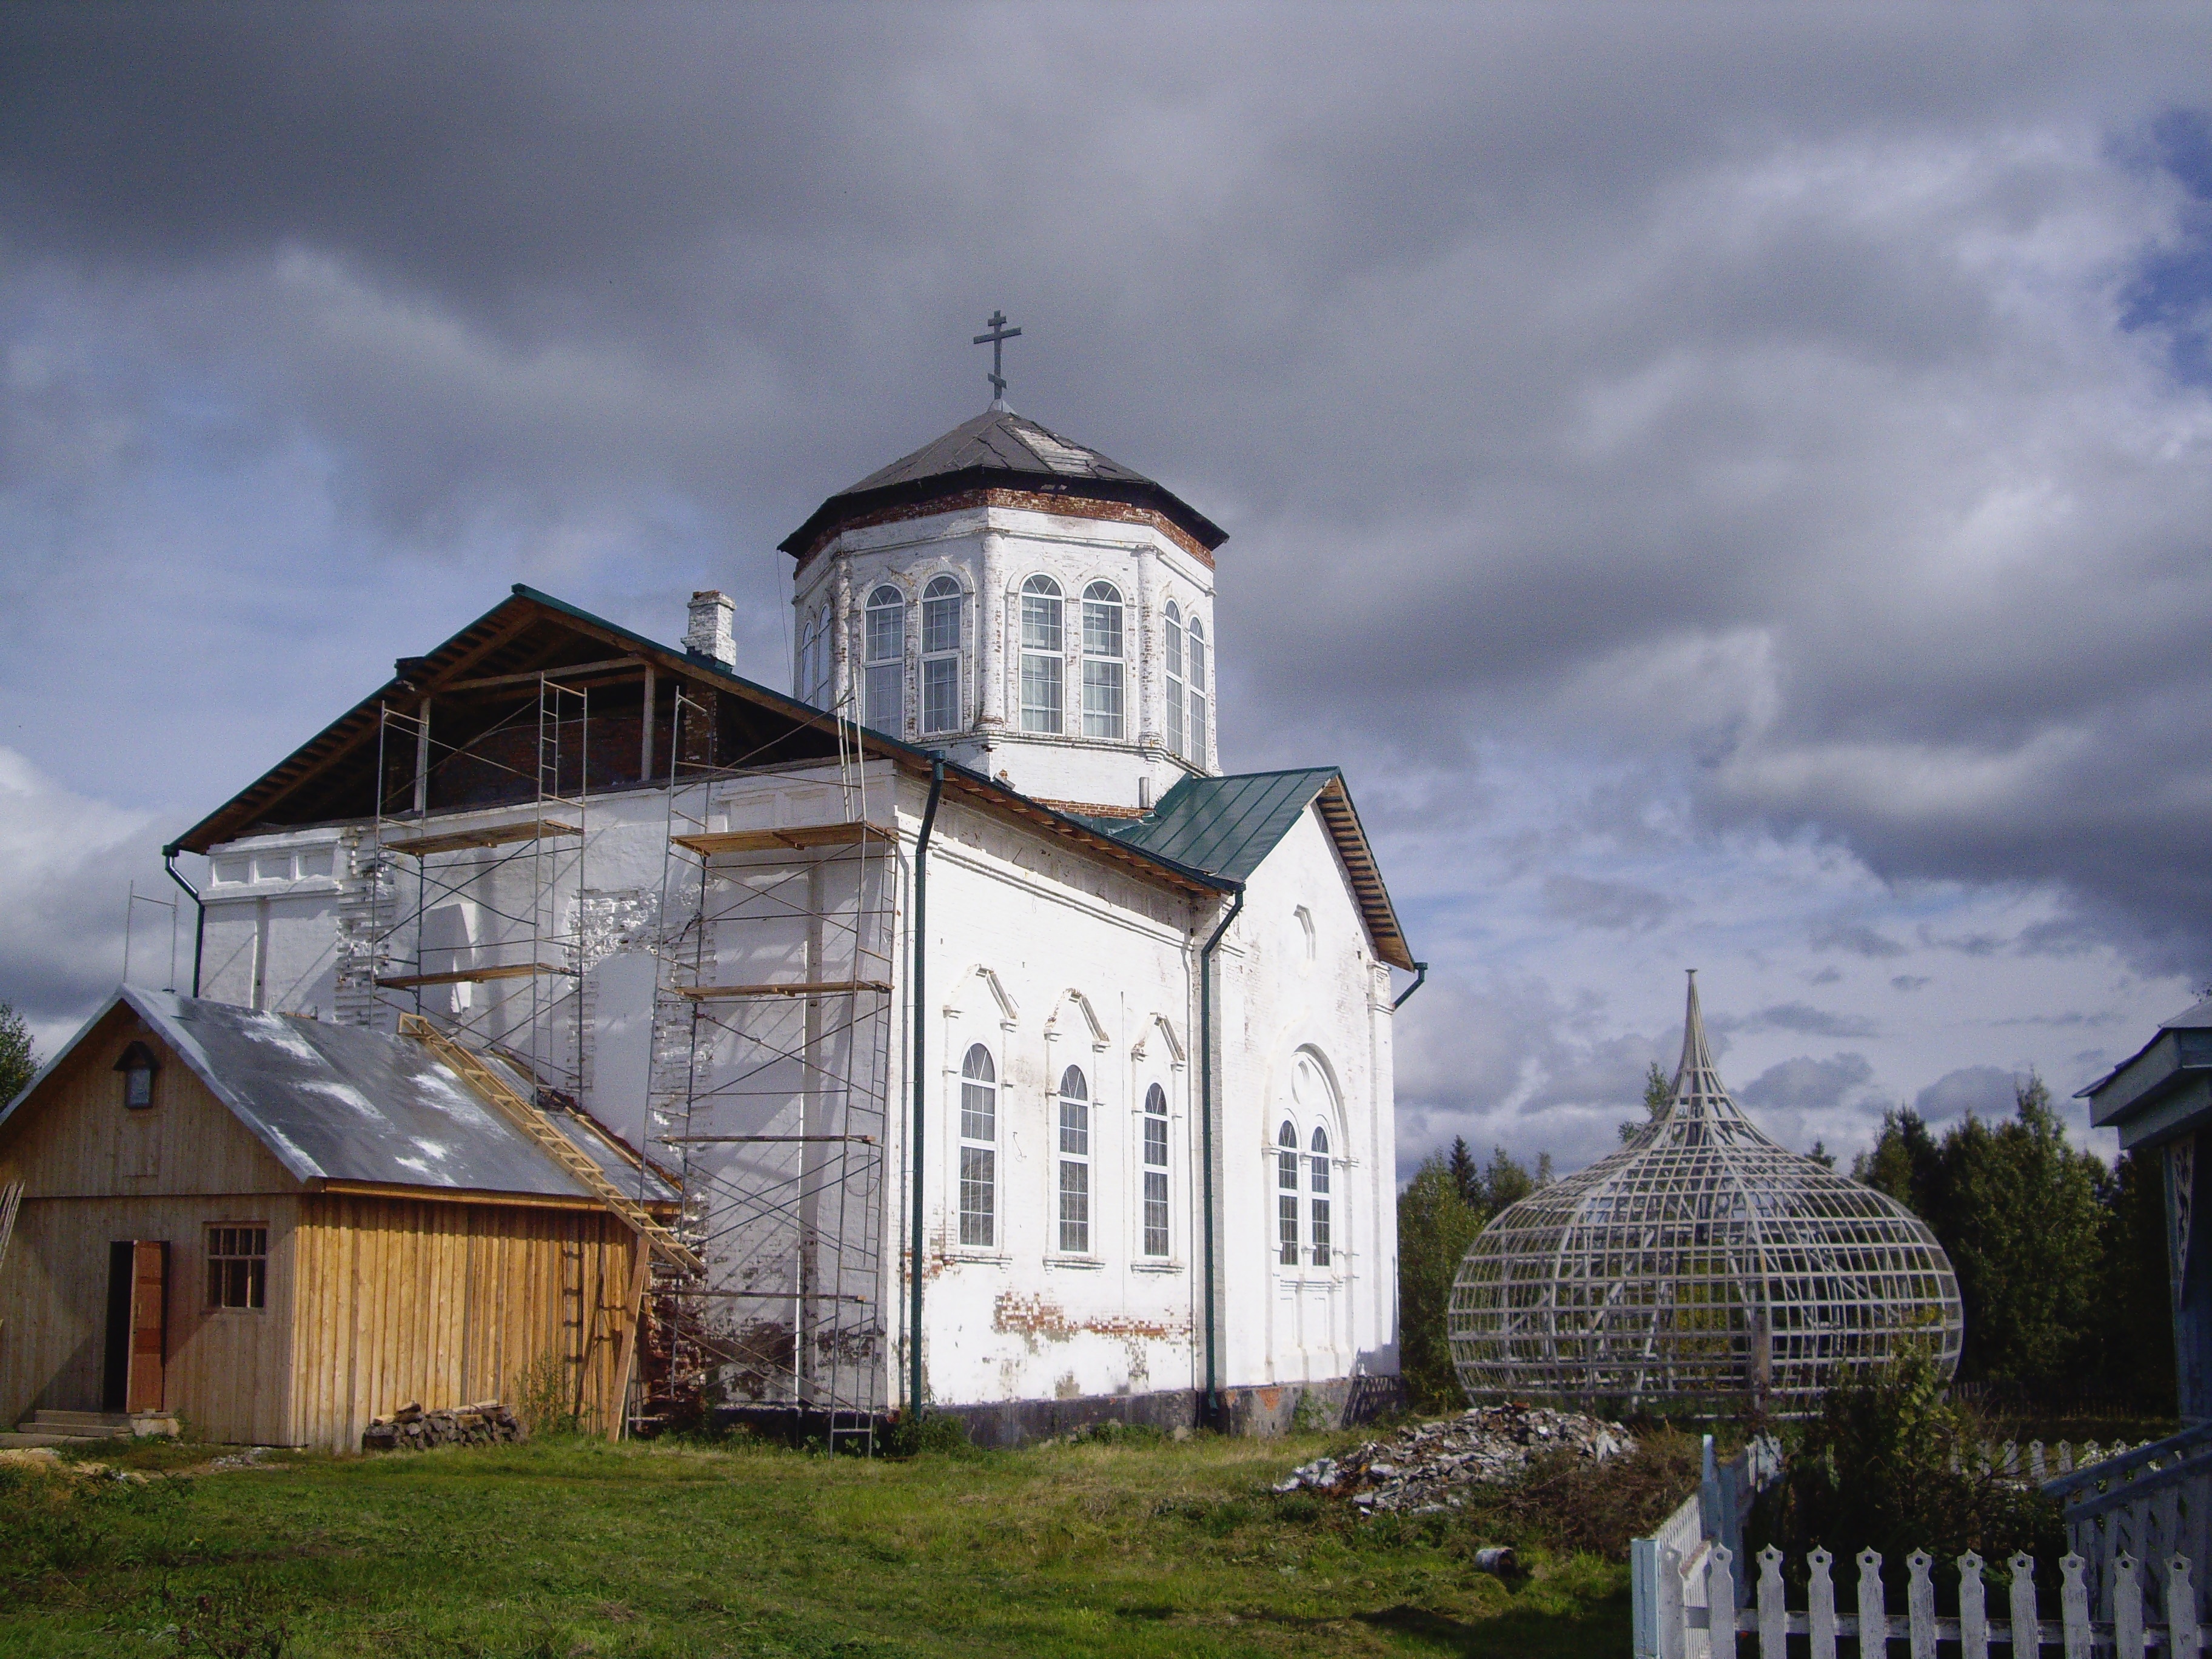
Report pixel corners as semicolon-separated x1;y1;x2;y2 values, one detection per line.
21;1410;179;1438
0;1431;84;1449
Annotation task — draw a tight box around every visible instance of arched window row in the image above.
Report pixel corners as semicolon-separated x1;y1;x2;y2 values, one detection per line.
1163;599;1207;765
948;1043;1178;1262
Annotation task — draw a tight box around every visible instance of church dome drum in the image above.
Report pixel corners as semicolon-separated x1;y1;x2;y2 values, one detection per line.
1448;974;1962;1414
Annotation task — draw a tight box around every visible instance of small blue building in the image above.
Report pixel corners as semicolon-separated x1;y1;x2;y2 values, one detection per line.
2080;996;2212;1423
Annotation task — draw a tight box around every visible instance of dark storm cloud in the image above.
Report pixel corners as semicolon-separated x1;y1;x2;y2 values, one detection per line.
1737;1053;1877;1116
1913;1064;2024;1124
5;4;2212;1121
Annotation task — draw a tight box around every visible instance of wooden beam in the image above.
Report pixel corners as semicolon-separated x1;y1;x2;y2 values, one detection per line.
674;980;891;1000
438;655;645;694
606;1242;653;1443
672;822;886;855
375;962;578;990
380;819;581;857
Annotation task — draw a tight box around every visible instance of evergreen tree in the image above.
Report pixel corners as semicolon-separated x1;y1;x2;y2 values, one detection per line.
1396;1153;1486;1410
1446;1135;1480;1209
2091;1148;2177;1410
1620;1059;1672;1141
0;1002;33;1104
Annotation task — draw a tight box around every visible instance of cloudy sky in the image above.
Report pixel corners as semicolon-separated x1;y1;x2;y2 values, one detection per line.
5;4;2210;1176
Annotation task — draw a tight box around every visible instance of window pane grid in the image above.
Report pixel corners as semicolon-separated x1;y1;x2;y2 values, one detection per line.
959;1045;996;1248
1082;659;1123;739
207;1224;268;1310
1144;1171;1170;1258
960;1147;996;1247
922;655;959;734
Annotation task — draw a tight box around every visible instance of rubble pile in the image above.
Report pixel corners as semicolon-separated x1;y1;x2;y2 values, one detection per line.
1273;1403;1634;1515
361;1401;527;1453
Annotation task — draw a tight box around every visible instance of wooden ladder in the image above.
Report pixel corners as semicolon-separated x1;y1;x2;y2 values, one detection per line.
398;1014;704;1274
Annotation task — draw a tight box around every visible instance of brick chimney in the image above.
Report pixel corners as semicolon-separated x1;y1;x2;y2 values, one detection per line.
684;591;736;668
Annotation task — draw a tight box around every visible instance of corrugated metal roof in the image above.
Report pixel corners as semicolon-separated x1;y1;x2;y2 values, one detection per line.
1109;769;1341;883
1099;769;1418;970
778;408;1228;556
2;987;675;1205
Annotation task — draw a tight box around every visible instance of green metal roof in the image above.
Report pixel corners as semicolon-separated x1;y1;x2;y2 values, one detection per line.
1101;769;1416;969
1110;769;1340;882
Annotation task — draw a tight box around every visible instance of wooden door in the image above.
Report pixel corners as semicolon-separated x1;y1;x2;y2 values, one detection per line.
125;1241;168;1412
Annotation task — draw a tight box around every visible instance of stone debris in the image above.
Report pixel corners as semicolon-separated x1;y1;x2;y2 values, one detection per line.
361;1400;527;1453
1272;1403;1635;1515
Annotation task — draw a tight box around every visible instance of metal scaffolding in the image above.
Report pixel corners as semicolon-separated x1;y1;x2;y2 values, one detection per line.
349;680;591;1099
1449;973;1962;1415
637;687;898;1452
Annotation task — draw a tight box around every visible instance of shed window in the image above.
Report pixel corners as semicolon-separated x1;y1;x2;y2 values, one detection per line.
959;1044;996;1248
1057;1065;1090;1253
921;575;964;736
1020;576;1064;733
864;585;905;731
1277;1120;1301;1265
207;1224;267;1310
115;1042;159;1111
1141;1082;1170;1258
1081;581;1124;740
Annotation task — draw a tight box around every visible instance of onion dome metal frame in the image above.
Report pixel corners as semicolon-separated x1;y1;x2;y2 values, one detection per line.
1449;974;1962;1414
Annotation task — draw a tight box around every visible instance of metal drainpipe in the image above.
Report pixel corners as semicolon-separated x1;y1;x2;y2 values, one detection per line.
1198;885;1244;1428
1392;961;1429;1011
908;757;944;1422
162;846;206;998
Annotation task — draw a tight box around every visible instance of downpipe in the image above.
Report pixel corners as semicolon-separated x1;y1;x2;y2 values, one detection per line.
162;845;206;998
1198;886;1244;1429
1392;960;1429;1011
908;757;944;1423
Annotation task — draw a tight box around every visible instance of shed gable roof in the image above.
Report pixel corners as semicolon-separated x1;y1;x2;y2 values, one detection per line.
1;987;676;1205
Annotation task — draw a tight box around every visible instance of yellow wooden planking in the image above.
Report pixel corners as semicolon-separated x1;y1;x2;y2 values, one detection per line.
675;979;891;1000
671;820;886;856
380;820;581;857
374;962;577;990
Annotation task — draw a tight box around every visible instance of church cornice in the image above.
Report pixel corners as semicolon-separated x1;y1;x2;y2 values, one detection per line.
788;484;1219;574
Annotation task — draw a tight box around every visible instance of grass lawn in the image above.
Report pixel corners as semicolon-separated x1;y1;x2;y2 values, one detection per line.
0;1430;1632;1658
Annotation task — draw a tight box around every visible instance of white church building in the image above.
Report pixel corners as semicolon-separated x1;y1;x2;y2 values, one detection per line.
157;401;1420;1441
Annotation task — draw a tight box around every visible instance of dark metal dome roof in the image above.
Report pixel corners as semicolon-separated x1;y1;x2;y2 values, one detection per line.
778;407;1227;557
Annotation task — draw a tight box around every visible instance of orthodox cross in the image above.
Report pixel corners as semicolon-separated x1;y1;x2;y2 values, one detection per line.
972;310;1022;404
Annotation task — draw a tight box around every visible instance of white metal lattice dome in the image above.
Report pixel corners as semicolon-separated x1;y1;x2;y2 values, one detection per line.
1448;973;1962;1413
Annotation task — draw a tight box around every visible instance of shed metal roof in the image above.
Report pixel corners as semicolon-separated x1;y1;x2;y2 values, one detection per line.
1099;769;1417;970
0;987;677;1205
778;407;1228;557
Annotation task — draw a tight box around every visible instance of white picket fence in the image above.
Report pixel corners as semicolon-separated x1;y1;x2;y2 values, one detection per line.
1650;1541;2199;1657
1957;1438;2151;1483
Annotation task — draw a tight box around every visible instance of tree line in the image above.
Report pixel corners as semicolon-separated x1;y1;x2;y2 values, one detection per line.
1395;1066;2172;1415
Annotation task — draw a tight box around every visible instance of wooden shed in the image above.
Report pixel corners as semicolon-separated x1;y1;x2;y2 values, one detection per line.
0;987;679;1450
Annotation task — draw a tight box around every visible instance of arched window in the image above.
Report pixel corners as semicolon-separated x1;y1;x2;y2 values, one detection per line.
1164;600;1185;760
1310;1126;1332;1267
1081;580;1124;740
921;575;964;735
864;585;904;732
1186;615;1208;765
796;609;818;705
959;1044;997;1247
1295;905;1315;963
1141;1082;1170;1258
1020;576;1063;733
1276;1119;1301;1265
1058;1065;1091;1253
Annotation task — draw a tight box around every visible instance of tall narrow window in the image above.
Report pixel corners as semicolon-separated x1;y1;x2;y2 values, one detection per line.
796;609;817;703
1164;601;1185;760
959;1044;996;1247
1020;576;1063;732
1081;580;1124;740
116;1042;159;1110
865;585;905;732
1141;1082;1170;1258
1057;1065;1091;1253
814;605;834;705
1187;616;1208;765
1276;1120;1301;1265
1310;1126;1332;1267
921;575;964;735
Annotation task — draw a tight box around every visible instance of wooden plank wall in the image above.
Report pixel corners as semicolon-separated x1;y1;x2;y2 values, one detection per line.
290;1194;640;1451
0;1004;302;1444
